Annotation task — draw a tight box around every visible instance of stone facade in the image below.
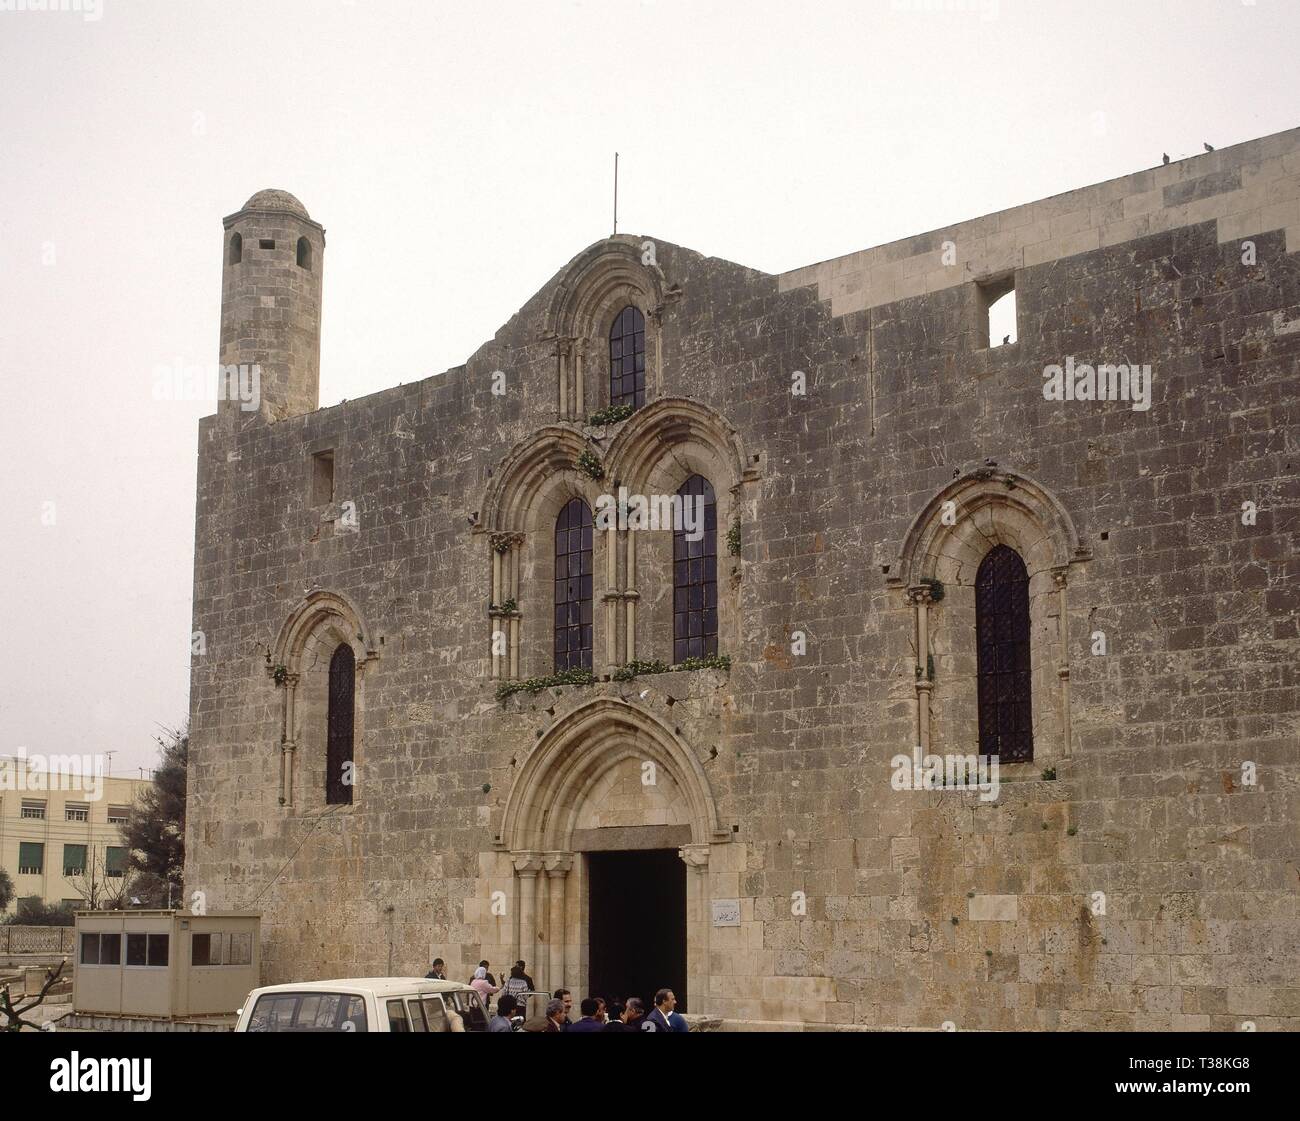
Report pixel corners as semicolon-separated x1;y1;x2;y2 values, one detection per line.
186;129;1300;1030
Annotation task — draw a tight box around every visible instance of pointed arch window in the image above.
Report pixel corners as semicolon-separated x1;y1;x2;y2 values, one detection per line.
673;475;718;662
975;545;1033;762
326;643;355;804
609;305;645;410
554;498;593;671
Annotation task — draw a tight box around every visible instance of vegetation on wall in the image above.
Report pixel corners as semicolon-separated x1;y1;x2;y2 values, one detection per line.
496;667;596;702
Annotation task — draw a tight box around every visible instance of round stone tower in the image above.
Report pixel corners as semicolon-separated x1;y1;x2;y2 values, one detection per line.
219;189;325;421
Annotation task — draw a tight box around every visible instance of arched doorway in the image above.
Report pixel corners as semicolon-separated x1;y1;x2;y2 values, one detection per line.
498;698;726;1012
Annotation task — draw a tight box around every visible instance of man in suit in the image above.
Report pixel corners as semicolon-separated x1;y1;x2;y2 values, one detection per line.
641;988;678;1032
522;997;567;1032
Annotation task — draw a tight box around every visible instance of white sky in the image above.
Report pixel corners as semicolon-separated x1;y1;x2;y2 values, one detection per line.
1;0;1296;775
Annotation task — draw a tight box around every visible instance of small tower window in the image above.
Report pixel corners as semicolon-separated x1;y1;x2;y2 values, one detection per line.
229;232;242;265
311;450;334;505
978;275;1017;348
297;236;312;271
609;305;646;410
259;239;275;250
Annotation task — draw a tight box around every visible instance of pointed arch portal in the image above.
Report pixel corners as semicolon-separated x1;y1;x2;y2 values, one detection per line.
498;698;726;1014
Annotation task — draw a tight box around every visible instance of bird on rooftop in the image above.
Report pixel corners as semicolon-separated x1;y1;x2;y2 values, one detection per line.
1162;153;1170;165
1002;335;1010;345
1203;142;1214;152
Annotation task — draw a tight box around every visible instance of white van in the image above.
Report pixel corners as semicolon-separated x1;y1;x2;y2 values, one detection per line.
234;978;490;1032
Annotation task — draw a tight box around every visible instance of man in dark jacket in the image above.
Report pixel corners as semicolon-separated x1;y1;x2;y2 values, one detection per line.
641;989;677;1032
602;998;645;1032
522;997;566;1032
424;958;446;980
566;996;607;1032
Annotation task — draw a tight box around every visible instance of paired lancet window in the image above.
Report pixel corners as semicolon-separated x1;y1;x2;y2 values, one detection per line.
975;545;1033;762
554;498;594;671
673;475;718;662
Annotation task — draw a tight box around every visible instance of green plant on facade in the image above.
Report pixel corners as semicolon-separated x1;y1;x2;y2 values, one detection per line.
575;449;604;480
497;598;518;615
613;653;731;682
1041;766;1057;781
588;403;634;427
496;667;596;702
271;663;289;686
921;576;945;602
726;521;741;557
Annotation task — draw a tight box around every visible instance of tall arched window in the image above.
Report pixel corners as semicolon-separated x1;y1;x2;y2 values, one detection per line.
296;235;312;270
975;545;1033;761
326;643;355;804
229;232;242;265
609;305;645;411
673;475;718;662
554;498;593;671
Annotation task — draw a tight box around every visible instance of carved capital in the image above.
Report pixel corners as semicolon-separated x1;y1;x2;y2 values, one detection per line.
1052;567;1069;590
543;851;574;877
906;584;933;606
491;532;525;554
513;850;545;876
678;843;710;869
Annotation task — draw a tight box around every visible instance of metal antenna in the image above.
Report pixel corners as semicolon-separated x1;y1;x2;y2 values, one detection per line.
613;152;619;236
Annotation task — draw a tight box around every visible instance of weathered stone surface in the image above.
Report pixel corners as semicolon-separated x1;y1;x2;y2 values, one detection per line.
186;128;1300;1030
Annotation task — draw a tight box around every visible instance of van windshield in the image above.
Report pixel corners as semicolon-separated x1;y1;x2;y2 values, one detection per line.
247;991;368;1032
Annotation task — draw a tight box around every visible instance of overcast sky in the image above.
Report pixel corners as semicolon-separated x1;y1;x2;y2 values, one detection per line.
1;0;1296;777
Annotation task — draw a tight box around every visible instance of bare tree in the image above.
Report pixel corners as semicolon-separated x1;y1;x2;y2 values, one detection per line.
1;959;67;1032
67;848;137;911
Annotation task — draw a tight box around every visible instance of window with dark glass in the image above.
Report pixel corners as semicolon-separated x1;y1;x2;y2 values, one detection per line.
18;841;43;874
64;844;87;876
326;643;355;805
609;305;646;410
975;544;1033;762
105;846;127;878
673;475;718;662
554;498;593;671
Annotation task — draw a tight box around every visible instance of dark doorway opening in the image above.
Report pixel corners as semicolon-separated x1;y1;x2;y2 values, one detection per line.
587;849;687;1013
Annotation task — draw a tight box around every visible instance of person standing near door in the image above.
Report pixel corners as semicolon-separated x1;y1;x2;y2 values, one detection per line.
641;989;677;1032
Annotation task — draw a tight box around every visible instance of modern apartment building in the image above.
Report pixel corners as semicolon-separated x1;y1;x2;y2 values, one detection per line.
0;756;151;914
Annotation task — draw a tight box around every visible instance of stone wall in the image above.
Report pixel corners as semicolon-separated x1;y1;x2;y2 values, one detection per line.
187;129;1299;1029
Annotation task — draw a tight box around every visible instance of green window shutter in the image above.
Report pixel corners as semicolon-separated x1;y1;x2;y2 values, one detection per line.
64;844;87;876
105;846;127;876
18;842;44;873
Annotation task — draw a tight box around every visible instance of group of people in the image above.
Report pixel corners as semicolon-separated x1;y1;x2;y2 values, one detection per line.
425;957;688;1032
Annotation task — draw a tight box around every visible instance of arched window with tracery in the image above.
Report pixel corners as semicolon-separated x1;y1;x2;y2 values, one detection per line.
554;498;593;671
975;544;1033;761
326;643;355;804
609;305;645;411
673;474;718;662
